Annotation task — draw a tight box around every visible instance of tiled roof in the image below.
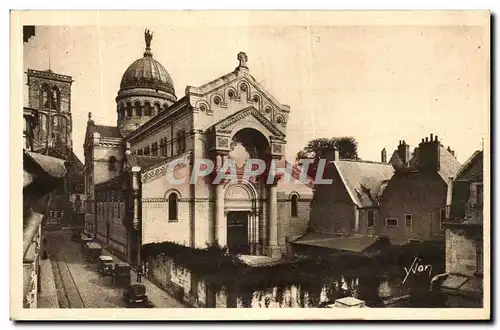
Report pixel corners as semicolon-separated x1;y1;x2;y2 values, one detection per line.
334;160;395;208
438;145;462;182
94;125;122;139
293;232;380;253
455;150;483;181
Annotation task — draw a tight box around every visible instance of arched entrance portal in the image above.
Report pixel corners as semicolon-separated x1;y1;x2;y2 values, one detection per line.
224;182;259;254
222;128;269;255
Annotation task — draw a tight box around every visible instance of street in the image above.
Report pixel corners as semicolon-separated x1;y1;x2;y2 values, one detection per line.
43;229;128;308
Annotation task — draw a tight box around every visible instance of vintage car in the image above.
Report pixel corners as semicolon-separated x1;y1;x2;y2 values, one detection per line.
97;255;115;275
84;242;102;263
123;284;153;308
80;233;93;248
113;263;131;288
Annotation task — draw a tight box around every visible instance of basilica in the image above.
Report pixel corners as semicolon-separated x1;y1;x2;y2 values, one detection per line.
83;30;313;266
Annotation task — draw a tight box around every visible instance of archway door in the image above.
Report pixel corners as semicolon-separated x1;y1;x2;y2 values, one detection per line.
227;211;249;254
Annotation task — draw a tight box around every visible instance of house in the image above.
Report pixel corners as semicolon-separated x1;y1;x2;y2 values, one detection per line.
436;150;484;307
296;150;394;254
377;134;462;245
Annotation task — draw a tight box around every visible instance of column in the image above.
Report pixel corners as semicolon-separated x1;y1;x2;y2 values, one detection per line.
266;183;281;259
215;182;226;248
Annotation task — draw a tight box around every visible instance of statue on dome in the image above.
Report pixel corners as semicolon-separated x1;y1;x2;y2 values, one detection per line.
145;29;153;48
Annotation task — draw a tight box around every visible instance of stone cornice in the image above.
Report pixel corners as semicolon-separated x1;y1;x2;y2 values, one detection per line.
215;106;285;138
140;151;192;183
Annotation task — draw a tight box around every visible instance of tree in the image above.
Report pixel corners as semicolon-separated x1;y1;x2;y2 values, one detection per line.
295;137;359;178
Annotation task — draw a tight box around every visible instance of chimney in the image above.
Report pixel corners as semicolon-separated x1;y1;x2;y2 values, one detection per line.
381;148;387;163
397;140;411;164
447;146;456;157
418;133;441;173
325;148;340;162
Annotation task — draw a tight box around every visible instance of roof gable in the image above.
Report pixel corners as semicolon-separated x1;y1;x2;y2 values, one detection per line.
333;160;395;208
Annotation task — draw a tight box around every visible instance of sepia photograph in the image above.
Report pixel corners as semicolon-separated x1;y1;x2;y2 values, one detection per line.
11;10;490;320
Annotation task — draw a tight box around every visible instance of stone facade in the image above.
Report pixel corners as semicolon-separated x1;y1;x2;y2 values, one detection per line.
24;68;85;227
83;31;313;266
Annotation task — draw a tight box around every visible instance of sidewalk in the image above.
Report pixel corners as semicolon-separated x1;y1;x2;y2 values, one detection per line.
102;249;187;308
37;257;59;308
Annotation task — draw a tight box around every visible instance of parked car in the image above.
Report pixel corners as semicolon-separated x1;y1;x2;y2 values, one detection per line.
113;263;131;288
97;255;115;276
84;242;102;263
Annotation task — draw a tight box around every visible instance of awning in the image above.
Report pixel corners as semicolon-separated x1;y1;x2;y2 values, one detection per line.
292;232;381;253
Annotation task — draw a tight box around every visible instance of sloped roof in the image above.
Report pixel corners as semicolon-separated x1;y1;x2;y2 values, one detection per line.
24;150;67;180
438;145;462;182
293;232;380;253
94;125;122;139
334;160;395;208
455;150;483;182
125;154;167;171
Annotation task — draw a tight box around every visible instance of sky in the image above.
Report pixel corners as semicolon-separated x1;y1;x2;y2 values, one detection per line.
23;14;489;165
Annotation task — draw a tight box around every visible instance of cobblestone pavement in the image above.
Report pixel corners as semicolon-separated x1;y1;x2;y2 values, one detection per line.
43;229;128;308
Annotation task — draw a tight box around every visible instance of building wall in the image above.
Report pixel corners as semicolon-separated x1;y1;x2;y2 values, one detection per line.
308;163;355;234
378;172;447;244
131;112;193;158
142;161;195;247
94;182;128;258
445;227;482;276
92;144;123;185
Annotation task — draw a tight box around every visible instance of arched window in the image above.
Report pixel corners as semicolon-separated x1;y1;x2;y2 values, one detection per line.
137;149;143;156
154;103;161;116
168;193;178;222
291;194;298;217
108;156;117;171
144;145;150;156
40;84;50;108
176;130;186;154
135;101;142;116
52;115;59;129
159;138;165;156
126;103;133;117
152;142;158;156
51;86;60;110
144;102;152;116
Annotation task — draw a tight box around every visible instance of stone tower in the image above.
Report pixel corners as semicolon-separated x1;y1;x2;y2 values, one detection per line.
26;69;73;157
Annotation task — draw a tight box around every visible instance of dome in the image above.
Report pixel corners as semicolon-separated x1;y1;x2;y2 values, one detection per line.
120;54;176;95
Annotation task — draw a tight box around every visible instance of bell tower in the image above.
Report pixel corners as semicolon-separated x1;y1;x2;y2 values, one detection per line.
26;69;73;158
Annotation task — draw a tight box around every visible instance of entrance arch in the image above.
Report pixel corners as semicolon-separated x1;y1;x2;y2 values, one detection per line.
224;181;260;255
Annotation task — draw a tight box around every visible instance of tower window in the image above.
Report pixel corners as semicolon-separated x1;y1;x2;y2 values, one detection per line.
135;101;142;116
126;103;133;117
291;194;298;217
168;193;178;222
144;102;152;116
51;86;60;110
108;156;117;171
